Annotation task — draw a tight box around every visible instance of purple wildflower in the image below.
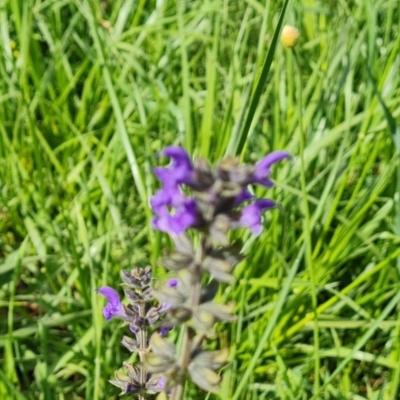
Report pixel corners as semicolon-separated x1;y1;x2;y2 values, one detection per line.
159;278;179;313
150;188;183;214
234;188;254;206
239;199;276;235
154;146;193;188
98;286;126;320
251;151;290;187
166;278;179;288
159;278;179;336
156;376;167;391
151;189;197;235
129;325;137;334
160;326;173;337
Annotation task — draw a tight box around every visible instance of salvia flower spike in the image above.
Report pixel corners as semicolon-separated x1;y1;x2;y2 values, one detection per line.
98;147;288;399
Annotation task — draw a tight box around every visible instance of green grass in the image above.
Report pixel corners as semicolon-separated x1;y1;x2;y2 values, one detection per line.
1;0;400;399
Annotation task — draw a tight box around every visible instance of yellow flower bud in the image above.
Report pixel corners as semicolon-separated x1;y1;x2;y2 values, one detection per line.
280;25;300;48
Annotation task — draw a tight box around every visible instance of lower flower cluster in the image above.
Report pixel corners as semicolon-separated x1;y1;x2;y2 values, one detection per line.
98;267;170;396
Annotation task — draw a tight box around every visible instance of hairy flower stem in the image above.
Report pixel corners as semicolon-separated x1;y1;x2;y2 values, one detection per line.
170;327;195;399
170;235;206;400
138;300;147;400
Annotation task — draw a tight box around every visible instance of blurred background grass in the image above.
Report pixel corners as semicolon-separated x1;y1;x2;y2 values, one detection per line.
0;0;400;399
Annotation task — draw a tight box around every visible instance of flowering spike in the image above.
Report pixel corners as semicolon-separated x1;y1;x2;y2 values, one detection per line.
100;146;288;397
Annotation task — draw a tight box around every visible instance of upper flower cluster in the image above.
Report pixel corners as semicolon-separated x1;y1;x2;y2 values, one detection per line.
150;146;289;237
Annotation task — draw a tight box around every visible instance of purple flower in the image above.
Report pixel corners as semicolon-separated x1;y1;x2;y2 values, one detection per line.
156;376;167;391
150;188;183;214
239;199;276;235
97;286;126;320
166;278;179;288
160;325;173;337
129;325;137;334
234;188;254;206
159;278;179;336
159;278;179;313
251;151;290;187
154;146;193;188
150;189;197;235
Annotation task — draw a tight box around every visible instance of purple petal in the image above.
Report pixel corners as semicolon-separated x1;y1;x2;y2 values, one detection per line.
162;146;191;163
151;195;197;235
156;376;167;391
252;151;290;187
256;151;290;170
166;278;179;288
234;188;254;206
160;326;173;337
159;302;171;313
97;286;125;320
239;199;276;235
154;146;193;188
170;199;197;233
151;188;189;209
153;167;172;186
150;189;183;213
159;278;179;314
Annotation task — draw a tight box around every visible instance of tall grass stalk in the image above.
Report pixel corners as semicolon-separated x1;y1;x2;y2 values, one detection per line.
293;48;320;394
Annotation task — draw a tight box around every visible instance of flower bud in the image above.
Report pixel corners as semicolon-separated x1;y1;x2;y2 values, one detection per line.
280;25;300;48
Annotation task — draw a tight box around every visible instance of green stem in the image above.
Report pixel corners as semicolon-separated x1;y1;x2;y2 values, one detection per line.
170;236;206;400
170;327;196;400
293;48;320;392
138;296;148;400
